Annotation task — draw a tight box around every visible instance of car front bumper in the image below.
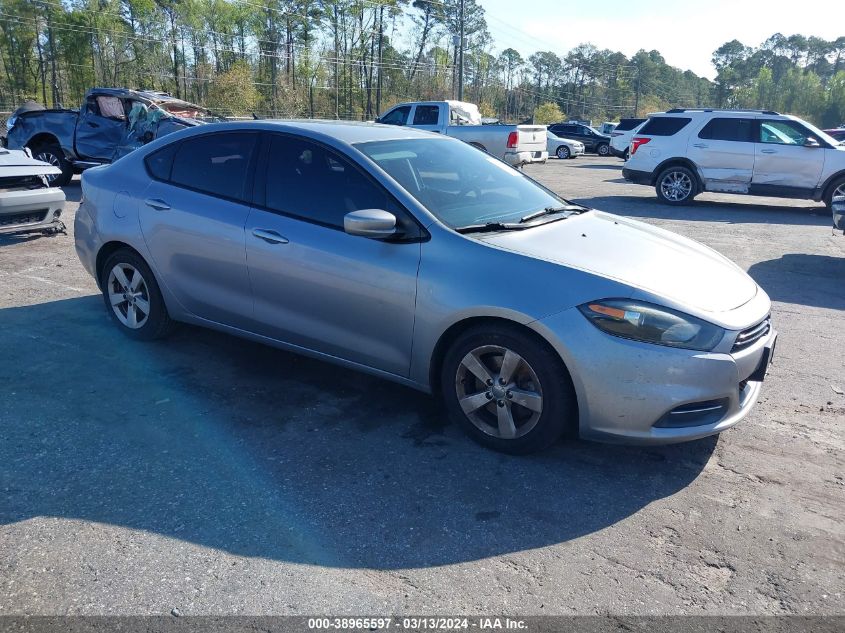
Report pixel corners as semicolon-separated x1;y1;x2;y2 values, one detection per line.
504;150;548;167
0;186;66;235
534;307;775;444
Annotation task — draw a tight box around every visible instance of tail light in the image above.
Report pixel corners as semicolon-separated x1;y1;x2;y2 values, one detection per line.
506;131;518;149
631;137;651;155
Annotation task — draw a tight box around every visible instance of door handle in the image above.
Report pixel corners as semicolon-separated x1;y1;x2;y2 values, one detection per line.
760;149;777;154
144;198;171;211
252;228;289;244
692;143;708;148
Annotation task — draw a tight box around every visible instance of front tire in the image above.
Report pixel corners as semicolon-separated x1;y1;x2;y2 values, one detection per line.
596;143;610;156
100;249;174;340
656;165;697;205
556;145;570;160
440;325;576;454
824;175;845;209
32;143;73;186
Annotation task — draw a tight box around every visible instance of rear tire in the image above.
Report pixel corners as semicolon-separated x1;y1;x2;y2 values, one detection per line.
622;148;629;161
440;324;576;454
655;165;697;205
556;145;571;159
596;143;610;156
100;249;174;341
32;143;73;186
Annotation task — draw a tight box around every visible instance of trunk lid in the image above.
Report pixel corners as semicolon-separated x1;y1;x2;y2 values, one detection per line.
513;125;548;153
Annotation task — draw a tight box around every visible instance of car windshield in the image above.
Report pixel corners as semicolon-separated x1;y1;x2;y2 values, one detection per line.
355;138;569;229
799;119;842;146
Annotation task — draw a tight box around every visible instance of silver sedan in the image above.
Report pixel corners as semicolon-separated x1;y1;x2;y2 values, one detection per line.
74;121;776;453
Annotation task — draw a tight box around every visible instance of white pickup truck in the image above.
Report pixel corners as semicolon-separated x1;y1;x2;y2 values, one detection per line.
375;100;548;167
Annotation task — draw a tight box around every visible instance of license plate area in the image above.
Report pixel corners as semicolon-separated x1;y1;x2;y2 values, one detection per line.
747;333;777;382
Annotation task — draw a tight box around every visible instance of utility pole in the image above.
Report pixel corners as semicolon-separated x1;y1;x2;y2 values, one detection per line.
633;64;641;117
457;0;465;101
376;5;384;115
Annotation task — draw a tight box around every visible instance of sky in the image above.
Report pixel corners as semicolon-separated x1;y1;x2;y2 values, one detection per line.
477;0;844;79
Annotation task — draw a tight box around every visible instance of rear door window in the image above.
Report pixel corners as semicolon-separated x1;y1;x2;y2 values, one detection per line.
639;117;692;136
169;132;257;202
413;105;440;125
698;118;753;142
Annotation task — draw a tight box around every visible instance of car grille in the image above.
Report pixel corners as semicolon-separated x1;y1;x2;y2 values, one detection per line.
732;316;771;351
0;210;48;227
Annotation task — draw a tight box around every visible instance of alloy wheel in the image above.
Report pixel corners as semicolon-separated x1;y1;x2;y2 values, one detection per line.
557;146;570;159
34;151;61;183
455;345;543;440
107;263;151;329
660;171;693;202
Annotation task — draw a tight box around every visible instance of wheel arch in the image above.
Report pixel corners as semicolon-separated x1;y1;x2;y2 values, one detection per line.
26;133;64;154
428;315;580;431
95;240;144;288
820;170;845;202
651;157;703;190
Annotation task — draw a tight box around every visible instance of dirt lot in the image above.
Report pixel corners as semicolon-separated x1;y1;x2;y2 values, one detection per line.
0;156;843;616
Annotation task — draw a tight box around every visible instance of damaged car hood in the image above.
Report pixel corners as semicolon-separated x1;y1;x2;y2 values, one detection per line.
0;149;61;178
479;210;758;313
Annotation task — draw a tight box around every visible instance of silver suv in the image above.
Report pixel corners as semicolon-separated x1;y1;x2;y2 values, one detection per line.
622;109;845;208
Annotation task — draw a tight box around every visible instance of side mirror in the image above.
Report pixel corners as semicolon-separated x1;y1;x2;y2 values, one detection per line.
804;137;820;148
344;209;397;239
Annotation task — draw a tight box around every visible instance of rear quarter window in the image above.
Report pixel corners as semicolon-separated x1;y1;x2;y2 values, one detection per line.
144;142;179;181
639;117;692;136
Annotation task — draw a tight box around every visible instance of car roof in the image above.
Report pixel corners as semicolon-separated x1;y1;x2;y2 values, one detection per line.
261;119;444;142
155;119;449;146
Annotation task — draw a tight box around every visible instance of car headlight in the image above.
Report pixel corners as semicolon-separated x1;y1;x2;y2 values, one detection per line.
578;299;725;351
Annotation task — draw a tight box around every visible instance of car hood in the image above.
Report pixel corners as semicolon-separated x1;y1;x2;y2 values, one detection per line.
0;148;61;177
480;210;758;313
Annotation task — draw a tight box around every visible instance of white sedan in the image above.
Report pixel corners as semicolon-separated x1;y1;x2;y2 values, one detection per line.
546;131;585;159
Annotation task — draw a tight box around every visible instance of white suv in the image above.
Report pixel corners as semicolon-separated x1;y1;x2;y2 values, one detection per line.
622;109;845;208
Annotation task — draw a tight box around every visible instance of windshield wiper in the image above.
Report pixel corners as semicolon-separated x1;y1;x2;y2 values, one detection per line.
455;221;526;234
519;205;588;224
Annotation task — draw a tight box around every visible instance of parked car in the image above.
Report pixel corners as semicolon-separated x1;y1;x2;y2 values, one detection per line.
609;117;647;159
546;131;585;159
377;101;548;167
75;120;776;453
823;128;845;142
0;147;65;236
623;108;845;208
5;88;223;186
546;121;612;155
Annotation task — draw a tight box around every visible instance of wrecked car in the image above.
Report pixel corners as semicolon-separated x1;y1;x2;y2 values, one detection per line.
5;88;224;186
0;147;66;236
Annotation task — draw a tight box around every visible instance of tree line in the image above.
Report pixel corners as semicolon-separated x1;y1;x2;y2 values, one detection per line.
0;0;843;128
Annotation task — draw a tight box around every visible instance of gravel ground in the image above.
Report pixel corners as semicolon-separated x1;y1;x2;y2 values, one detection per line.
0;157;843;616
